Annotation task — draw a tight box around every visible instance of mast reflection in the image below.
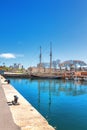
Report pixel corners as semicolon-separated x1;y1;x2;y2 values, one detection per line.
36;79;87;109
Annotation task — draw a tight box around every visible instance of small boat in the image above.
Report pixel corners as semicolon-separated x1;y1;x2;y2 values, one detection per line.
83;77;87;81
74;76;80;81
65;77;69;80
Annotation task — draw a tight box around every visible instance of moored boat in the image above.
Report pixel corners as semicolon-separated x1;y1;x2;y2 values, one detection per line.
30;73;61;79
83;77;87;81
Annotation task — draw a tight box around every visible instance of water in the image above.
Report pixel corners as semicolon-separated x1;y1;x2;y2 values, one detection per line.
8;78;87;130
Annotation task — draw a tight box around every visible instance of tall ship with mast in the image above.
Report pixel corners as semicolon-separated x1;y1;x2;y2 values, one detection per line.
30;43;61;79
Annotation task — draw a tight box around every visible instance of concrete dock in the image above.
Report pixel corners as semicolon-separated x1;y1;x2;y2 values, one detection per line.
0;75;55;130
0;78;20;130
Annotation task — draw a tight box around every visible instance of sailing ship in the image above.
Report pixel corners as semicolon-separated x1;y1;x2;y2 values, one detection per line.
30;43;61;79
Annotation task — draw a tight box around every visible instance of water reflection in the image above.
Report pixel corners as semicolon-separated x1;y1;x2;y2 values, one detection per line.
9;78;87;130
31;79;87;97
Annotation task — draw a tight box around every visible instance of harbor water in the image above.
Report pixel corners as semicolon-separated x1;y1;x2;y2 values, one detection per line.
8;78;87;130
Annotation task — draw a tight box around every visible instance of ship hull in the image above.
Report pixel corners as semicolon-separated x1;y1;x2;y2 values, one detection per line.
30;74;61;79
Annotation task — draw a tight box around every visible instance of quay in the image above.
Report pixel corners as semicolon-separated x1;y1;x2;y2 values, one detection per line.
0;75;55;130
0;78;20;130
3;72;31;78
2;71;87;81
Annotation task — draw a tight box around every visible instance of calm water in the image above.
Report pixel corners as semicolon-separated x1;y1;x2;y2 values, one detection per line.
8;78;87;130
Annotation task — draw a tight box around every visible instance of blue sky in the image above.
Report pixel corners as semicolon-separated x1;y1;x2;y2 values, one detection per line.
0;0;87;68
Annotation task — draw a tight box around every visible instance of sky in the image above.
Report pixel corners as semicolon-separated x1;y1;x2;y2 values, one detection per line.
0;0;87;68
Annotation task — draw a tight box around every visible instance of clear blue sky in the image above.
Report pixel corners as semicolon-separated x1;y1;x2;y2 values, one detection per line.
0;0;87;68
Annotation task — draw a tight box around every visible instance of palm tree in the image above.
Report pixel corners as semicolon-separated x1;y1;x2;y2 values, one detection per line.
3;62;5;67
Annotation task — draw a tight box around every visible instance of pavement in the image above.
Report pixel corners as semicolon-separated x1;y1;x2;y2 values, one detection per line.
0;75;55;130
0;81;21;130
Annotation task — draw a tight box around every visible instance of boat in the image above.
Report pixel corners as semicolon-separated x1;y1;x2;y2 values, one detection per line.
83;77;87;81
30;43;62;79
30;73;61;79
73;76;82;81
74;77;79;81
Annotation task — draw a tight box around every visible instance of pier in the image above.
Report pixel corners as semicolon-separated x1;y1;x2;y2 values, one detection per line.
2;70;87;81
3;72;31;78
0;75;55;130
0;78;20;130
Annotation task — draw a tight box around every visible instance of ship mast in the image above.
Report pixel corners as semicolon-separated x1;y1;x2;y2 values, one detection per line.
50;42;52;72
39;46;42;67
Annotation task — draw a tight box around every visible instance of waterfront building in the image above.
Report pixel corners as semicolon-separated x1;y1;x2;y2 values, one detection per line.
13;63;23;69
